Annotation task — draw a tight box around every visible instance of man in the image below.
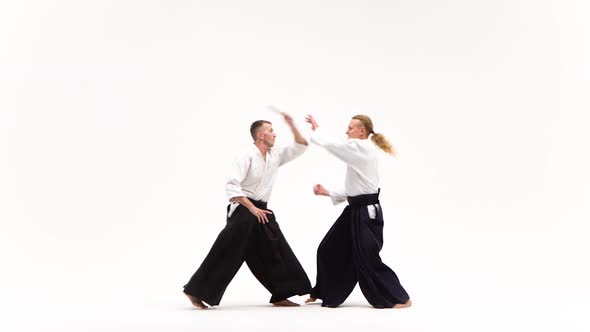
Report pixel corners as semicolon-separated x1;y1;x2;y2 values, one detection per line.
183;111;312;309
303;114;411;309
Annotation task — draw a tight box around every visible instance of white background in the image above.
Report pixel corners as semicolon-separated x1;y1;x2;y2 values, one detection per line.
1;1;589;331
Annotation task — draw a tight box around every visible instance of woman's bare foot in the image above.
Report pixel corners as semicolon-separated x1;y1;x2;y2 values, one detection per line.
185;294;209;309
305;297;317;304
393;299;412;309
272;299;300;307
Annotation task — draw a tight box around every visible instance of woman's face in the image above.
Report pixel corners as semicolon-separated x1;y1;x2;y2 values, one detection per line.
346;119;366;139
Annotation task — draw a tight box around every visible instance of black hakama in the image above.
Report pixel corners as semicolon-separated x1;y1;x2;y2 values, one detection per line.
310;191;410;308
183;199;311;305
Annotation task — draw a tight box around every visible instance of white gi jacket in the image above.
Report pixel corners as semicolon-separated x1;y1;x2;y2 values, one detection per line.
310;127;381;218
225;142;307;216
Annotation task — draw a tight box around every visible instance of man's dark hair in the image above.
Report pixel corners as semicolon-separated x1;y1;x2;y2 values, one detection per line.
250;120;271;141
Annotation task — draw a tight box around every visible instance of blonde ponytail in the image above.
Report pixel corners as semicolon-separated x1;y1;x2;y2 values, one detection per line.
371;133;395;155
352;114;395;155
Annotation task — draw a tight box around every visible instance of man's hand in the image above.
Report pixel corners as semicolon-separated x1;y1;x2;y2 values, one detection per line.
313;184;330;196
269;105;307;145
248;206;273;224
231;196;274;224
305;114;319;131
269;105;295;126
281;112;294;126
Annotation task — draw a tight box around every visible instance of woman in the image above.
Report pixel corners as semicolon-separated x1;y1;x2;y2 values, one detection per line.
304;114;411;309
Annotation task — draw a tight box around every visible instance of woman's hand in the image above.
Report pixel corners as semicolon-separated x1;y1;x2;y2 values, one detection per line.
305;114;319;131
313;184;329;196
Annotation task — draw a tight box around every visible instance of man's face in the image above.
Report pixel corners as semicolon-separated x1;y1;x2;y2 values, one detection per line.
258;123;276;147
346;119;366;139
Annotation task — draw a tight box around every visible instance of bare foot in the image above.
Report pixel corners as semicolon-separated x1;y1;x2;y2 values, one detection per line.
305;297;317;304
272;299;300;307
393;299;412;309
185;294;209;309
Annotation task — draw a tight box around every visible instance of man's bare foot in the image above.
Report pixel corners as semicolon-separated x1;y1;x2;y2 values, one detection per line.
185;294;208;309
272;299;300;307
393;299;412;309
305;297;317;304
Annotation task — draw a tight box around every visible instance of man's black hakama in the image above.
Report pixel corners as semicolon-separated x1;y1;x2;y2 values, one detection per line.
184;199;311;305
